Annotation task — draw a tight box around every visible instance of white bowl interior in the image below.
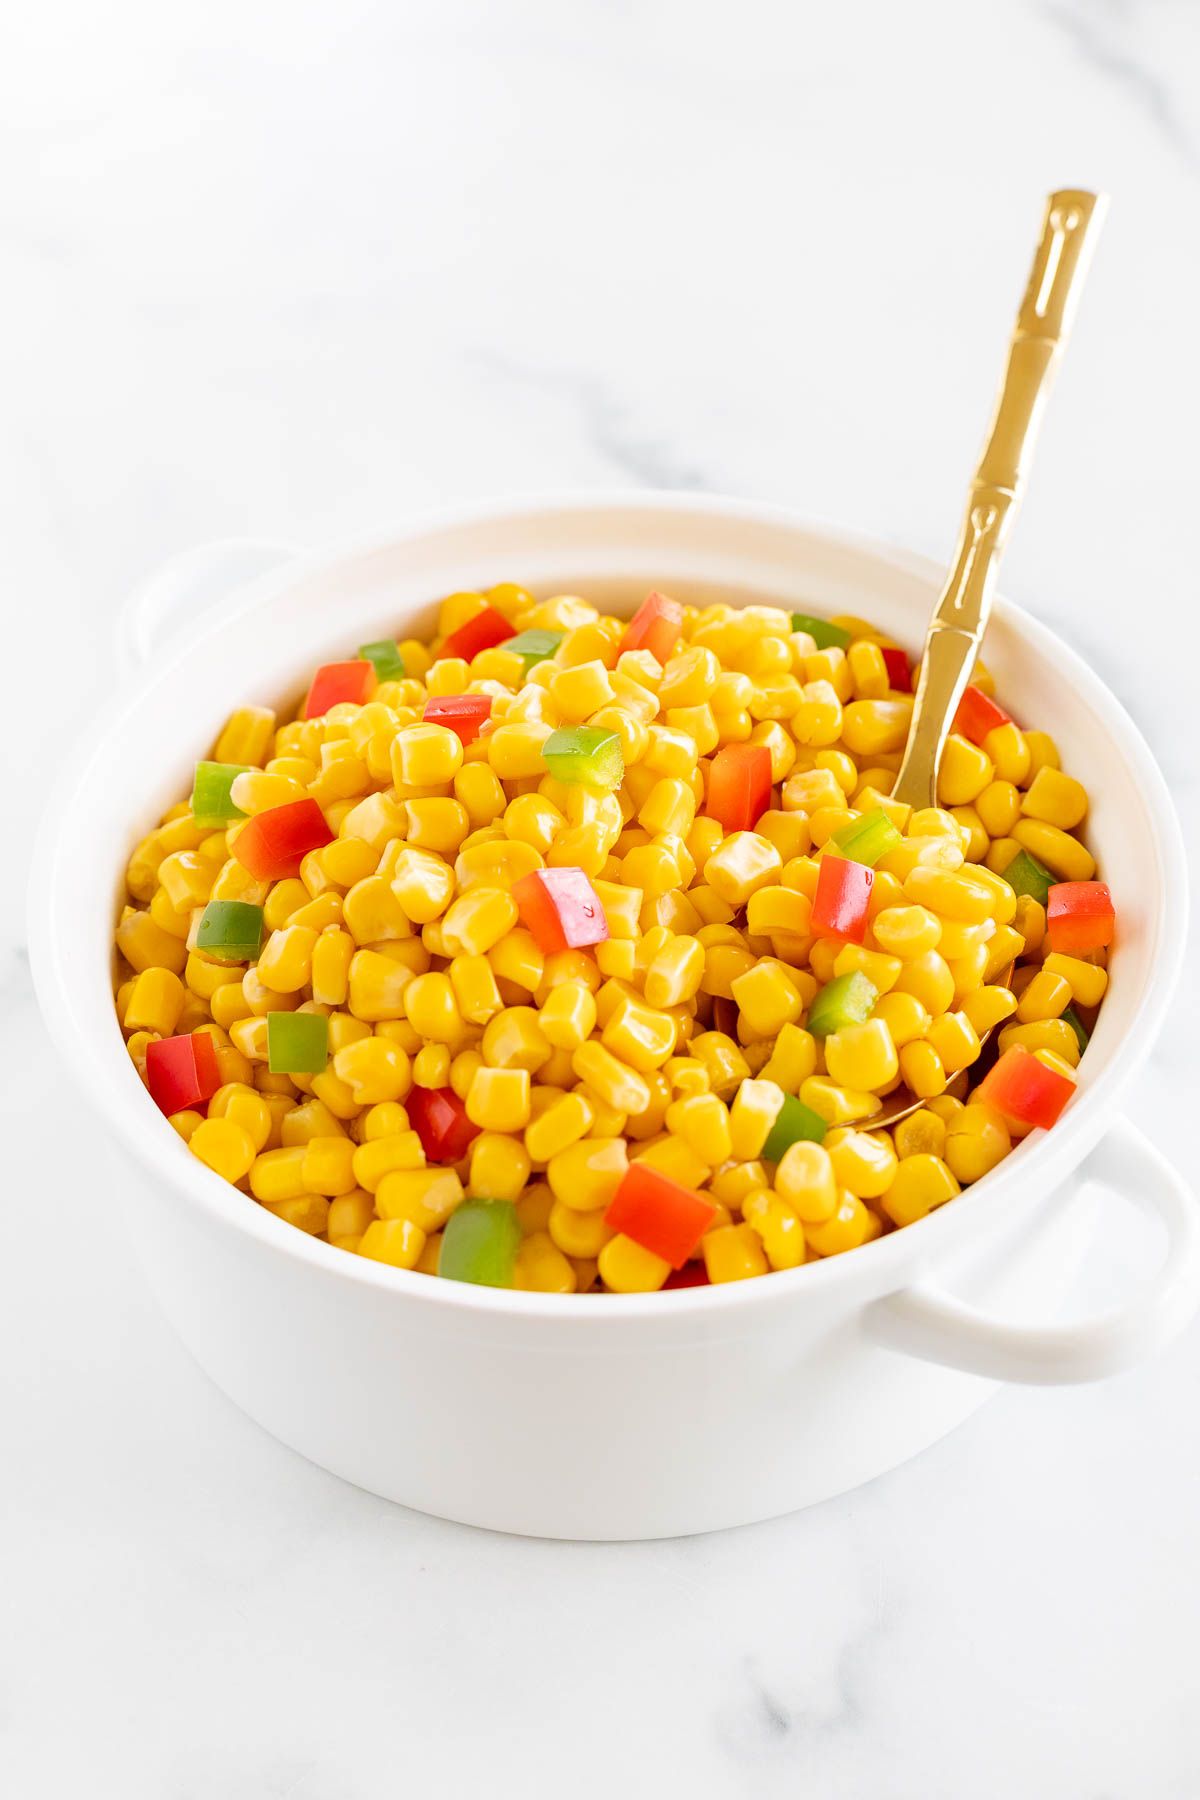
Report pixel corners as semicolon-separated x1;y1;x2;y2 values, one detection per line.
35;496;1187;1311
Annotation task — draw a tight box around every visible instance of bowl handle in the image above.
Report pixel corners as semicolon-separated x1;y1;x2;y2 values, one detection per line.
867;1116;1200;1384
118;538;301;671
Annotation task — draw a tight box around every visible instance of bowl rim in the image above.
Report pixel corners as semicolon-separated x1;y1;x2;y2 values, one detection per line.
28;489;1190;1325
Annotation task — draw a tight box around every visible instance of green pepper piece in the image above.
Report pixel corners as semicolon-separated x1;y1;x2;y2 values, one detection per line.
790;612;851;650
438;1199;522;1287
195;900;264;964
191;760;249;829
1000;847;1054;906
543;725;624;789
359;639;406;681
762;1093;828;1160
807;970;878;1039
1061;1006;1090;1055
831;807;903;869
267;1010;328;1075
505;628;564;668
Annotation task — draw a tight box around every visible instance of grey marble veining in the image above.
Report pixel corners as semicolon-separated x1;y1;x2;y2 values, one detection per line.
3;2;1200;1795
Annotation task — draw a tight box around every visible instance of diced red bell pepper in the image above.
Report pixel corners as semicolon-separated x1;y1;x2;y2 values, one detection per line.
145;1031;220;1116
304;659;374;718
977;1045;1076;1130
881;646;912;693
1046;881;1115;955
954;684;1012;744
512;867;610;954
810;854;873;944
619;590;684;665
232;798;334;881
605;1164;718;1269
663;1263;711;1290
407;1086;481;1164
439;605;513;663
422;693;493;744
706;743;772;833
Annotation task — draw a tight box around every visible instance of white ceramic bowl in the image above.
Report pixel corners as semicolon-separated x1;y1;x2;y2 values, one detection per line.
29;496;1200;1539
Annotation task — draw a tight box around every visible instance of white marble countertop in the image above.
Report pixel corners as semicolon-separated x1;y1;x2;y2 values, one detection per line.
4;2;1200;1794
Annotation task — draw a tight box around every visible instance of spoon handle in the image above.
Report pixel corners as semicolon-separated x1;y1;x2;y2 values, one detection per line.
891;189;1107;813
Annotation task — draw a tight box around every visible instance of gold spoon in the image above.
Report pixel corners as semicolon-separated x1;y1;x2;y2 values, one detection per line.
872;187;1106;1128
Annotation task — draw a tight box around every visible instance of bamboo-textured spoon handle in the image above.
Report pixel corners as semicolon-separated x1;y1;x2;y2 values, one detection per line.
890;189;1107;813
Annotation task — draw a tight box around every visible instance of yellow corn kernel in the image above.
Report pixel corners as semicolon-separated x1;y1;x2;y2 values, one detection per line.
594;1232;670;1292
279;1097;347;1145
833;944;903;998
453;762;507;828
390;722;463;788
975;779;1020;839
479;1005;550;1072
441;888;521;962
600;993;677;1072
442;954;499;1028
839;698;912;758
341;876;411;946
870;905;942;960
892;950;955;1016
822;1126;896;1199
122;967;185;1036
568;1040;648;1114
524;1092;593;1163
307;928;351;1008
547;1199;614;1260
347;949;412;1022
936;734;994;806
704;1163;765;1214
357;1218;426;1270
258;1193;328;1234
925;1009;982;1074
466;1131;531;1202
728;960;805;1037
376;1166;464;1232
904;864;996;924
229;1016;269;1062
893;1108;947;1159
688;1032;750;1099
897;1038;947;1098
960;984;1018;1035
351;1132;426;1193
456;837;543;891
774;1140;838;1222
1016;969;1072;1023
329;1036;411;1105
116;908;188;976
1021;766;1088;832
703;832;782;907
879;1153;961;1227
718;1078;777;1160
514;1231;577;1294
703;1223;768;1284
389;847;456;923
662;1091;731;1166
148;885;194;941
254;925;316;995
755;1025;815;1097
208;1084;272;1152
530;984;593;1056
635;937;699;1012
549;659;616;720
979;925;1024;986
503;793;565;855
410;1043;450;1088
823;1018;899;1092
465;1066;531;1131
327;1189;376;1251
1011;819;1095;882
742;1192;807;1270
486;721;554;779
1042;952;1108;1008
487;928;544;995
782;765;845;816
847;639;889;699
400;971;462;1045
168;1109;204;1144
544;1135;629;1212
125;1029;159;1082
188;1116;257;1183
249;1145;308;1202
978;722;1029;787
400;797;468;856
944;1103;1012;1184
298;1135;357;1196
215;705;275;767
997;1018;1082;1067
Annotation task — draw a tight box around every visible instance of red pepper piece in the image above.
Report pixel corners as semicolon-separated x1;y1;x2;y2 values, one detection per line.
407;1086;481;1164
706;743;772;833
619;590;684;665
145;1031;220;1116
605;1165;718;1269
1046;881;1115;955
954;684;1012;744
977;1045;1076;1130
881;646;912;693
422;694;493;744
439;605;513;663
511;867;610;953
663;1262;711;1290
232;798;334;881
810;854;873;944
304;659;374;718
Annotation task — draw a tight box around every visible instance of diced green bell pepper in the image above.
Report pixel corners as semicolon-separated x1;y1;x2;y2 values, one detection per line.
1000;848;1054;906
195;900;264;964
543;725;624;789
1062;1006;1090;1054
790;612;851;650
505;628;564;668
807;970;878;1038
191;761;249;829
762;1093;828;1160
359;639;406;681
831;807;902;868
438;1199;522;1287
267;1010;328;1075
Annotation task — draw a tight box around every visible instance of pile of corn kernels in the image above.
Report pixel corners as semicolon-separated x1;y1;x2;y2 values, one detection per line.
113;584;1111;1293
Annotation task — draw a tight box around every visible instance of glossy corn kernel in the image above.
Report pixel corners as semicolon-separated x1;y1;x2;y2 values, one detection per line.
598;1233;672;1293
879;1153;961;1227
357;1218;426;1270
703;1223;769;1284
189;1117;257;1183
